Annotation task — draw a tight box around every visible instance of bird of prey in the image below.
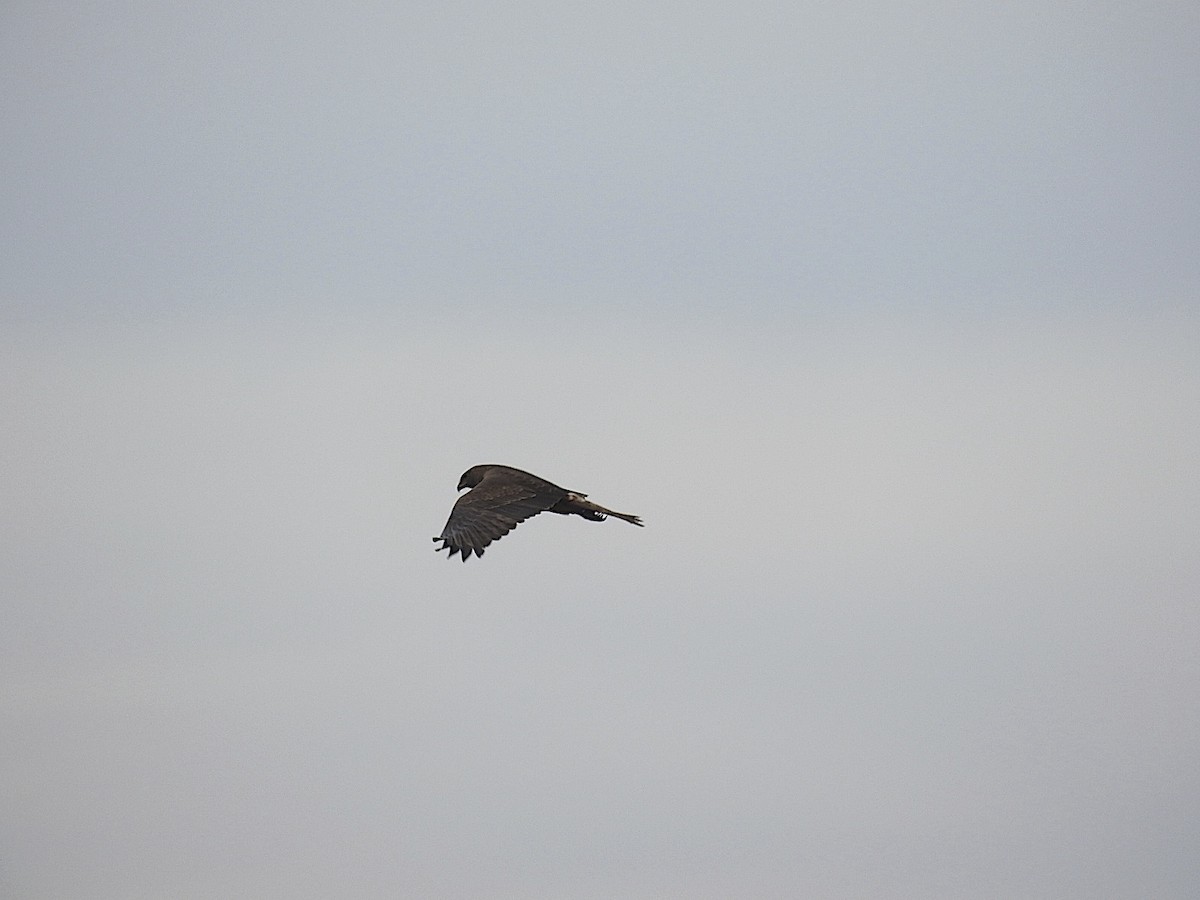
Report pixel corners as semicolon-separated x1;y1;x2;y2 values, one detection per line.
433;464;643;561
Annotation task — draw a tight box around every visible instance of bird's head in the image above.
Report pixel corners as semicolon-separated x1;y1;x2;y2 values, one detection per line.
457;465;489;491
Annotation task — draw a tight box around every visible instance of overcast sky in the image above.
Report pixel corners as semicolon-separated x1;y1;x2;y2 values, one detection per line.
3;2;1199;898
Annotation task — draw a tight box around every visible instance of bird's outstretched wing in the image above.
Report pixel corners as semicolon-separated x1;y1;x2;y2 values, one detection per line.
433;470;563;560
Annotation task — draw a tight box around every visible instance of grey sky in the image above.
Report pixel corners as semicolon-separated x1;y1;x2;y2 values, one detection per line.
5;1;1197;317
3;3;1199;899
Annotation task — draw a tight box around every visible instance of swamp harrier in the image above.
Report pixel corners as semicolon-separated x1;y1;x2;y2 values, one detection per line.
434;464;643;561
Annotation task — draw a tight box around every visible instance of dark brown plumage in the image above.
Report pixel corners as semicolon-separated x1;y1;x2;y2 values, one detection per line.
433;464;643;561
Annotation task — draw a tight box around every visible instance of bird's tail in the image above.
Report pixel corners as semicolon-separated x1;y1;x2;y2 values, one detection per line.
579;499;643;527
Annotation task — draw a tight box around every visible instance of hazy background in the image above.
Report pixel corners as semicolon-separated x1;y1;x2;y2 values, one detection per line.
3;2;1198;898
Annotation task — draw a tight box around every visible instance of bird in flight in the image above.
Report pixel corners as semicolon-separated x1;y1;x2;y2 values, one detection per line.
433;464;643;561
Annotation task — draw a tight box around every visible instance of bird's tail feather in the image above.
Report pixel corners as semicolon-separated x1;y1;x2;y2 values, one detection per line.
580;499;643;527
